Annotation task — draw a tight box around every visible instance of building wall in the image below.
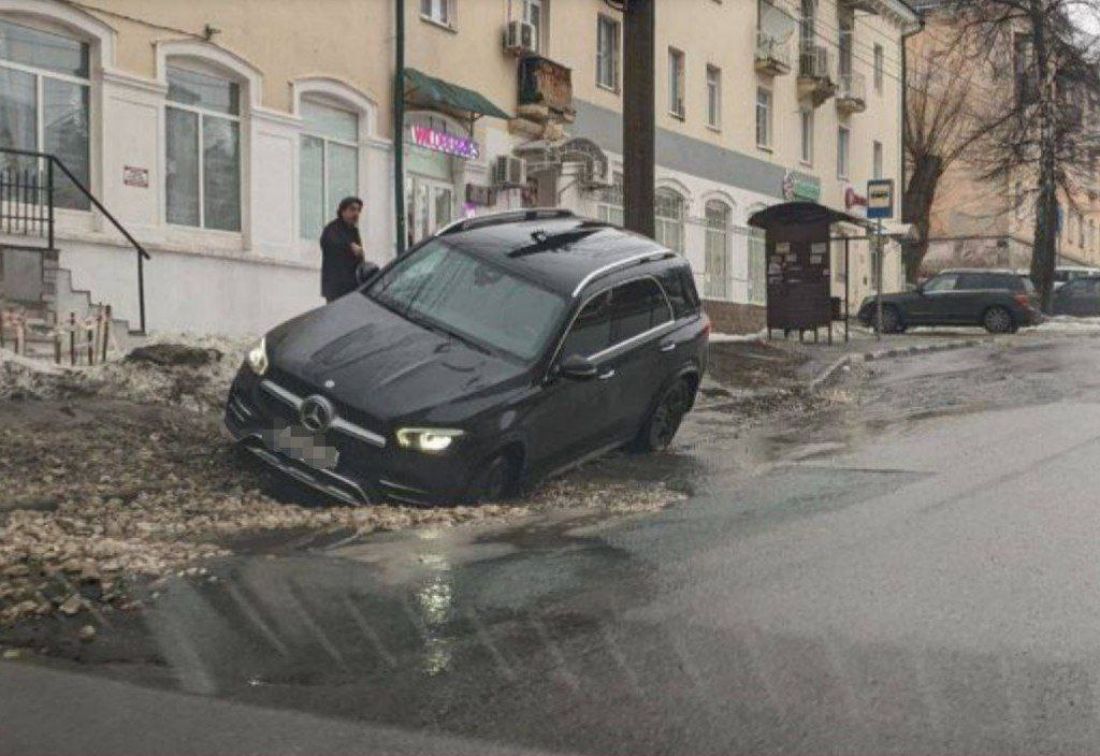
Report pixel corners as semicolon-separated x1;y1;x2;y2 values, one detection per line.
912;8;1100;277
0;0;915;336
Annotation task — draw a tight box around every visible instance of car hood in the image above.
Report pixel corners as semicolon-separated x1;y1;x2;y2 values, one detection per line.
268;294;527;421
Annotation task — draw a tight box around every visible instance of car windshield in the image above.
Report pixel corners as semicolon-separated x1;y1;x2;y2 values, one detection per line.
365;239;568;361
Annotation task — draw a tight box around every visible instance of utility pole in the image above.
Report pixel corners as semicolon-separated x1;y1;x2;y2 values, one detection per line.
393;0;407;256
622;0;655;238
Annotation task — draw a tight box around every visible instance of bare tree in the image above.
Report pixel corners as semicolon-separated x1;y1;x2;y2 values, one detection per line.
948;0;1100;311
903;23;994;283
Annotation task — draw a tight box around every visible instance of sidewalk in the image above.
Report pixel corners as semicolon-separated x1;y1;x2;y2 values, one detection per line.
701;318;1100;404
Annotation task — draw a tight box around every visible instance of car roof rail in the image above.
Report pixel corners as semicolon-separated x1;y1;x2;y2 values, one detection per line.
571;249;678;297
435;208;577;236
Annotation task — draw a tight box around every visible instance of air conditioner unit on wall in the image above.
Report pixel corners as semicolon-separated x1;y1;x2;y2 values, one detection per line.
492;155;527;188
504;20;536;55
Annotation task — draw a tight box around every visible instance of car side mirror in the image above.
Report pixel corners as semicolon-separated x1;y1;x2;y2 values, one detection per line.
557;353;598;380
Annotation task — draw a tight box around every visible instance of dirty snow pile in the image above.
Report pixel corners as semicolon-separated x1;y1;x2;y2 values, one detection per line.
0;335;248;411
0;336;686;628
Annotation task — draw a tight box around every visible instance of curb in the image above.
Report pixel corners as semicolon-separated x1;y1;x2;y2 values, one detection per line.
808;338;985;392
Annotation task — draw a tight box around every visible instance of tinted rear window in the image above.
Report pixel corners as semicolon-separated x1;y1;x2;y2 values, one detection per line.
660;265;701;318
610;278;672;343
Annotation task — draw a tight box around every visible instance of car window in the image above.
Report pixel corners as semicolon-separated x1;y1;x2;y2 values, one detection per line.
957;273;1014;290
660;266;700;319
923;273;958;292
610;278;672;344
560;291;612;359
366;240;567;362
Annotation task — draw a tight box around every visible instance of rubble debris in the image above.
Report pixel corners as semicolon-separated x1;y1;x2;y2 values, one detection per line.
78;624;96;642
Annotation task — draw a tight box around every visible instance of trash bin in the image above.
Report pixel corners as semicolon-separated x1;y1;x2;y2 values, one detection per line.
830;296;843;321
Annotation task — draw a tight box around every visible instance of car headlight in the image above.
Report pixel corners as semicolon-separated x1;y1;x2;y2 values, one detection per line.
247;336;269;376
396;427;465;453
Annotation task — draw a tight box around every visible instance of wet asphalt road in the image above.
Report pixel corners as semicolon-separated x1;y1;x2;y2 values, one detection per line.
9;334;1100;754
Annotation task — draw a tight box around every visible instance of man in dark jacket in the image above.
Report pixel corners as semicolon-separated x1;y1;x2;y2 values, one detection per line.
321;197;368;302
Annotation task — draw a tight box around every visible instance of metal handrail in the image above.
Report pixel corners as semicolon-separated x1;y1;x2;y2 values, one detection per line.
0;146;148;333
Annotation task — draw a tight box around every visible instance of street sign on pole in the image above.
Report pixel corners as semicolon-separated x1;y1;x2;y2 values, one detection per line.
866;179;894;220
866;179;894;340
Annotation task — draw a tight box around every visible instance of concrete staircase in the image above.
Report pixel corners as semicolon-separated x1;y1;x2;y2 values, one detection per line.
1;244;139;364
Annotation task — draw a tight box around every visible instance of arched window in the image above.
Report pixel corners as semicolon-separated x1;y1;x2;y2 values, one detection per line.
654;186;685;254
165;62;242;231
704;200;731;299
747;203;768;305
0;16;91;209
299;97;359;239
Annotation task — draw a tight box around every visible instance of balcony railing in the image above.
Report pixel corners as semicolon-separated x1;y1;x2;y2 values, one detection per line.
836;72;867;113
754;30;791;76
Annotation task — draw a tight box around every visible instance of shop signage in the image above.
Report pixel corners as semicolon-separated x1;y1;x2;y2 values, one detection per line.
844;186;867;210
866;179;894;219
123;165;149;188
782;170;821;202
409;125;480;160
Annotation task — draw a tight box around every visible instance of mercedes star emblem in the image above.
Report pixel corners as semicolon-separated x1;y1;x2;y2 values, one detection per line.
299;395;335;433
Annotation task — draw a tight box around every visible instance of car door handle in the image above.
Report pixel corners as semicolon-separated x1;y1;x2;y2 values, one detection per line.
659;341;677;353
598;368;616;380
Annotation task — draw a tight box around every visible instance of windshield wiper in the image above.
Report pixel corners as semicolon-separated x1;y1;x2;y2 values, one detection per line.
405;311;493;356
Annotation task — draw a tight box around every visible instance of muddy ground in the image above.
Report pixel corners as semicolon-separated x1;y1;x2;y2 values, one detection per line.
0;337;848;653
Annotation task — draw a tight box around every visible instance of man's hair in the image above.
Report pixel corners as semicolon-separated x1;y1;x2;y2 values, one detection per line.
337;196;363;216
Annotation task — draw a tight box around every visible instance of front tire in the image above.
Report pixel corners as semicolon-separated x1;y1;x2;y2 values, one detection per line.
982;306;1014;334
467;453;519;503
636;379;692;452
873;305;902;334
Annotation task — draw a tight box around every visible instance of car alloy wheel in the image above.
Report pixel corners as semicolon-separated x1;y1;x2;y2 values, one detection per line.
983;306;1013;334
647;380;690;451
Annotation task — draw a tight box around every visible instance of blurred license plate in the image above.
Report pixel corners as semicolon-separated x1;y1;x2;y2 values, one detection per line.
266;425;339;470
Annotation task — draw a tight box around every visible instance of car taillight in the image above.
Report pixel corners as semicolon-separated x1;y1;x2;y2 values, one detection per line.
1014;293;1031;307
701;314;712;339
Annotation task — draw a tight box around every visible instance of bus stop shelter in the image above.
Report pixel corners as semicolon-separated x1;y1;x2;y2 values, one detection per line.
748;201;871;343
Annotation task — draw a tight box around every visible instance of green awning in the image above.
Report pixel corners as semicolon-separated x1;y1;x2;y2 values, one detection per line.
403;68;511;120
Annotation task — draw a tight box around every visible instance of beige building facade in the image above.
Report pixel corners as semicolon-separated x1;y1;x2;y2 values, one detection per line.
0;0;916;336
913;3;1100;277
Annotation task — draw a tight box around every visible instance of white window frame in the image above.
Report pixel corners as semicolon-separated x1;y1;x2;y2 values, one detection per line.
165;63;242;232
756;86;772;150
873;140;883;179
873;44;884;93
800;108;813;165
594;168;623;225
298;96;361;240
655;186;686;254
706;64;721;130
420;0;454;28
704;199;731;299
0;17;92;209
837;124;850;179
596;14;620;92
668;47;685;119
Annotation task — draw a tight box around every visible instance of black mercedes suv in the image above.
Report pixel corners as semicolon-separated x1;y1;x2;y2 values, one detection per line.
225;210;710;505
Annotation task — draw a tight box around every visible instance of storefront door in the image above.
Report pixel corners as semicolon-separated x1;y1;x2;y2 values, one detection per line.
405;176;454;246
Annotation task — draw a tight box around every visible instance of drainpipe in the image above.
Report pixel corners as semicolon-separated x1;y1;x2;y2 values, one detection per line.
393;0;407;257
900;16;924;203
